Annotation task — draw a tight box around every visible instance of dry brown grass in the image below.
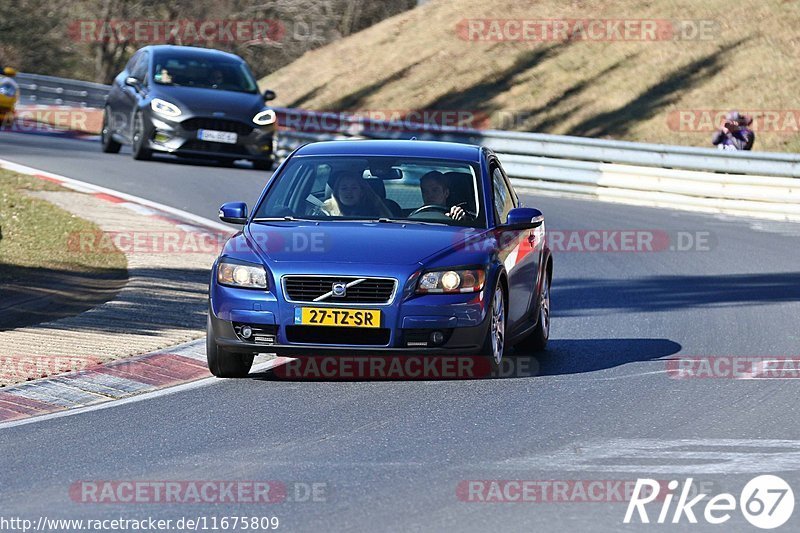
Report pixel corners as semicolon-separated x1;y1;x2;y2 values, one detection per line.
260;0;800;152
0;171;126;281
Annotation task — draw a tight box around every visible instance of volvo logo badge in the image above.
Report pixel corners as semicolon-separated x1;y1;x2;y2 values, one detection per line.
332;282;347;297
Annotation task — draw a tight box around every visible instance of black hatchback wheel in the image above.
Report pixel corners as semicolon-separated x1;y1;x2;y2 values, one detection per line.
101;107;121;154
252;159;274;171
131;112;152;161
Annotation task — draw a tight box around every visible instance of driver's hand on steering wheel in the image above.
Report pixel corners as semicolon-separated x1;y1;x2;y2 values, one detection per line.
446;205;466;221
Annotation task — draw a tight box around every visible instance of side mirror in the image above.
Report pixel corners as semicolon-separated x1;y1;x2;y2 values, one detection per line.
219;202;248;224
125;76;141;88
504;207;544;229
263;89;276;101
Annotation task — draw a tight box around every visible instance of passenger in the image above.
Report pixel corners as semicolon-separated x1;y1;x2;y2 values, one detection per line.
321;173;393;218
712;111;755;151
210;68;225;88
419;171;468;221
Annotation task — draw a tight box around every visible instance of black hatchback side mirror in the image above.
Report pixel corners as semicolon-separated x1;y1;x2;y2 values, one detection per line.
263;89;276;101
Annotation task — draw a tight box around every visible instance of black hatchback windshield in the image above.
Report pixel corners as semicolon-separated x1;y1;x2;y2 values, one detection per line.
151;55;259;93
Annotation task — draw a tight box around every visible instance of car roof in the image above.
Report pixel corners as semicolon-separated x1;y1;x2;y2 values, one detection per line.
144;45;245;62
293;140;482;162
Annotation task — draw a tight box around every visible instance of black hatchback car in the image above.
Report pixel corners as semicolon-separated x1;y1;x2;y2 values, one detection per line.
102;45;277;169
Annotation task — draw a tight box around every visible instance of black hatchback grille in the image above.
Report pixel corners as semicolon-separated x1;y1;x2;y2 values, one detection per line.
283;276;396;304
181;117;253;136
181;139;249;155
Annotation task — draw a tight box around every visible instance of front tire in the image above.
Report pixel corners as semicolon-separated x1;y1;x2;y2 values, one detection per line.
131;112;152;161
206;316;254;378
481;282;506;372
101;107;121;154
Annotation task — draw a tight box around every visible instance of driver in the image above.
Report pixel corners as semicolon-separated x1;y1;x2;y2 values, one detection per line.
319;172;393;218
419;171;467;221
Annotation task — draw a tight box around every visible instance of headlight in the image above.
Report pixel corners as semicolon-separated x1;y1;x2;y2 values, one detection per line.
150;98;181;118
416;268;485;294
253;109;277;126
217;259;267;289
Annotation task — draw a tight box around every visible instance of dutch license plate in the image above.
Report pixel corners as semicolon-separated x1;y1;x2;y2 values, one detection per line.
198;129;237;144
295;307;381;328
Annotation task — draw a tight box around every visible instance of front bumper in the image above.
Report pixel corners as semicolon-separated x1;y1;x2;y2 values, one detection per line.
144;113;275;161
209;275;492;356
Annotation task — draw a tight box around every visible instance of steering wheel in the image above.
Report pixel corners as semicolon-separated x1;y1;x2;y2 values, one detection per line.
409;204;451;217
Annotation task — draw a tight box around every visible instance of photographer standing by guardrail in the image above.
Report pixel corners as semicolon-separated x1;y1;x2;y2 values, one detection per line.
712;111;755;151
0;67;19;120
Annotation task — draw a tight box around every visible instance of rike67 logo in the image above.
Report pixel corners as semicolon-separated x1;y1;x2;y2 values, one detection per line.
624;475;794;529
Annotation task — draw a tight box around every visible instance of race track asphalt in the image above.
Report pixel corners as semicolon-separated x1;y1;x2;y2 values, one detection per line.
2;131;800;532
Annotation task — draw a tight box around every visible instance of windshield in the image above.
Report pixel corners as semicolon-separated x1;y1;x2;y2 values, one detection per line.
254;155;486;228
151;55;258;93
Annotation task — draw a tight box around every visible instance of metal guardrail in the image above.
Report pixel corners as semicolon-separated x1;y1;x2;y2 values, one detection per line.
10;73;800;220
15;73;110;108
13;73;799;177
272;107;800;178
272;107;800;220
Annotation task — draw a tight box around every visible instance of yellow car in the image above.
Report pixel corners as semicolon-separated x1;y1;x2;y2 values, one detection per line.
0;67;19;119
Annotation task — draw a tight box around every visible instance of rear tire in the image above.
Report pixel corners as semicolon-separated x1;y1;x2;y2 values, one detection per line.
252;159;274;171
101;107;121;154
515;273;550;353
480;282;506;373
131;112;152;161
206;316;254;378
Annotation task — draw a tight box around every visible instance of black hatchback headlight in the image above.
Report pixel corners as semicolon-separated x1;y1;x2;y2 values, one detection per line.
253;109;277;126
150;98;182;118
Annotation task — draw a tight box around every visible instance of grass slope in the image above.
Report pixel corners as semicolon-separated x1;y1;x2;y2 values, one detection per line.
261;0;800;152
0;171;126;280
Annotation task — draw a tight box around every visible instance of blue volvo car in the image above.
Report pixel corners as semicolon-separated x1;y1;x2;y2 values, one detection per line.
207;140;552;377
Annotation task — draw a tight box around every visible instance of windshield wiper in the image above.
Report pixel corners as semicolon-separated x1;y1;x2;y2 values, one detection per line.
251;216;305;222
373;218;448;226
